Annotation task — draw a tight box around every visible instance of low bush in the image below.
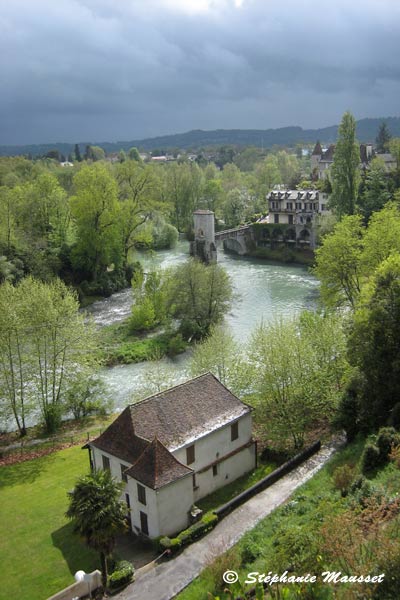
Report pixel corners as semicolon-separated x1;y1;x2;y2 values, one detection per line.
108;560;134;590
361;442;381;475
376;427;400;461
333;464;355;497
159;513;218;553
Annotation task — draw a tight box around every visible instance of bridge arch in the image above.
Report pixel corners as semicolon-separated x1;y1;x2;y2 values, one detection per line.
221;237;246;255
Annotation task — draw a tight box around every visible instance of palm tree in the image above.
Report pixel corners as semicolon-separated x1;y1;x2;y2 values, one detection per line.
66;469;128;587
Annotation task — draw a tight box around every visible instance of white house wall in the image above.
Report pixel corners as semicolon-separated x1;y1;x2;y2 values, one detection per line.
194;443;256;502
156;476;195;537
172;413;255;500
126;478;159;538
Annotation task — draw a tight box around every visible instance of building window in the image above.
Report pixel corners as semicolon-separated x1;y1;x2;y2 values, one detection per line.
120;464;127;483
186;444;195;465
125;493;130;510
321;204;326;211
286;202;293;210
102;455;110;471
288;214;294;225
274;214;279;224
140;511;149;536
137;483;146;505
231;421;239;441
313;202;318;210
295;202;301;209
213;465;218;477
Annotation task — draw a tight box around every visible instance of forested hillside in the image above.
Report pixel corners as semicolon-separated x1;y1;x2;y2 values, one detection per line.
1;117;400;157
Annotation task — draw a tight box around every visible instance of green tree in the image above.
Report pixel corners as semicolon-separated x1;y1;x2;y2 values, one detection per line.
85;145;105;162
313;215;364;309
70;164;122;280
165;259;233;339
254;154;281;198
164;162;203;232
128;147;141;161
348;254;400;430
376;122;391;153
66;469;127;587
0;277;97;434
115;161;163;264
361;202;400;274
276;150;300;187
248;312;348;449
190;325;249;396
330;112;361;217
74;144;82;162
358;157;391;221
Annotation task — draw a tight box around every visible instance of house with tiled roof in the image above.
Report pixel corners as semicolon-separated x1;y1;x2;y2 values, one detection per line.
85;373;256;538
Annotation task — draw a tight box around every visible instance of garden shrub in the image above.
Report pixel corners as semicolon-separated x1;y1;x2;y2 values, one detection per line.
158;513;218;553
361;442;381;475
376;427;400;461
108;560;134;590
333;464;355;497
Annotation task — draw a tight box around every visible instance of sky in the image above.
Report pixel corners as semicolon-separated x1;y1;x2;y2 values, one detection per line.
1;0;400;145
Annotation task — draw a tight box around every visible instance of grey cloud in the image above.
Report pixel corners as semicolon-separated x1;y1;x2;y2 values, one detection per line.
1;0;400;144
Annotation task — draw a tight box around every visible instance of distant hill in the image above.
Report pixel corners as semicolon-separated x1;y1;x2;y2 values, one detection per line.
1;117;400;157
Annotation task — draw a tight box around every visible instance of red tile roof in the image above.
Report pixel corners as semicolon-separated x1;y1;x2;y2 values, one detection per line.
125;438;193;489
89;373;251;487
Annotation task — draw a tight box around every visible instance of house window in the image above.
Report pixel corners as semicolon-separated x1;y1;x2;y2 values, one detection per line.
231;421;239;441
313;202;318;210
295;202;301;209
140;511;149;536
186;445;195;465
137;483;146;505
288;214;294;225
321;204;326;211
102;455;110;471
120;464;127;483
213;465;218;477
125;493;131;510
274;214;279;224
286;202;293;210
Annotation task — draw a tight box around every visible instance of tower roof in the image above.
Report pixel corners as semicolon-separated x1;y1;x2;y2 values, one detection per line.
125;437;193;489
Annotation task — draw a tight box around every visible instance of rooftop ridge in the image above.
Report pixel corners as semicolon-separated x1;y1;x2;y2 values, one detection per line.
128;372;213;409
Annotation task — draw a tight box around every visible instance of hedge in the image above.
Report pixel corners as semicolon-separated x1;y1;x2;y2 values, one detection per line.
159;512;218;553
108;560;135;590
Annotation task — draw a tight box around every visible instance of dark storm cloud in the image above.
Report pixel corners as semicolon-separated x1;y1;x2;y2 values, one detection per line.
1;0;400;144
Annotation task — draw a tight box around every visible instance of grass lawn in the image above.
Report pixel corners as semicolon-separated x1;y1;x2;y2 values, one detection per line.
197;459;277;513
0;445;98;600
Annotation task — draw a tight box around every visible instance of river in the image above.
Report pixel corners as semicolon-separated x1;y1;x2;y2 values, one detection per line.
85;241;319;411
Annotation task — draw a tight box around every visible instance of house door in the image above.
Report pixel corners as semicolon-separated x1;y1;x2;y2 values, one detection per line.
140;511;149;535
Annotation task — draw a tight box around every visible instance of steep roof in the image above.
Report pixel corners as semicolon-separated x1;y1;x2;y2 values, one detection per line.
125;372;251;450
321;144;335;161
90;407;149;464
91;373;250;457
125;438;193;489
312;141;323;156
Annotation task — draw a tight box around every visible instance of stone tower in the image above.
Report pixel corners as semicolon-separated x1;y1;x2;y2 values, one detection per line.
190;209;217;264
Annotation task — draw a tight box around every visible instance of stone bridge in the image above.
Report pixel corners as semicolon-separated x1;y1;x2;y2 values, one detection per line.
214;225;250;255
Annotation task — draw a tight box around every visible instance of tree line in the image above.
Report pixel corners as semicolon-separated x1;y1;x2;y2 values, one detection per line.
0;148;305;294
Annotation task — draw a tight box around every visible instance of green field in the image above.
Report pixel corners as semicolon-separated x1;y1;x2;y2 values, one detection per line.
0;446;98;600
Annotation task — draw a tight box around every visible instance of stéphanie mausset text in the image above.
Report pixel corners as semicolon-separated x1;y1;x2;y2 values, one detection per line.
245;571;385;585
